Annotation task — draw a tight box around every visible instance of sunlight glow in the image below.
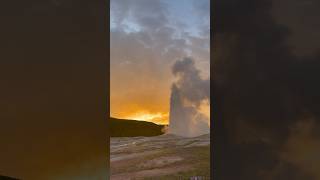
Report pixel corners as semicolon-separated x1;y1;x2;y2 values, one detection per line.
124;111;169;125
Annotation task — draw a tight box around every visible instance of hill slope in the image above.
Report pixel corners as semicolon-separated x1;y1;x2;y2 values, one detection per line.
110;117;166;137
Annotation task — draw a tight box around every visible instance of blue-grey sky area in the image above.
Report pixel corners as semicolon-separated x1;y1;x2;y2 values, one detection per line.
110;0;209;124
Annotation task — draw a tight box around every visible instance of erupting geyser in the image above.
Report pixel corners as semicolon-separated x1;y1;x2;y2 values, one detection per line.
168;57;210;137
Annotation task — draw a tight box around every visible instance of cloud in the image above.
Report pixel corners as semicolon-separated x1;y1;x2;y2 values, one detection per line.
111;0;169;31
172;57;210;106
110;0;210;122
169;57;210;137
192;0;210;36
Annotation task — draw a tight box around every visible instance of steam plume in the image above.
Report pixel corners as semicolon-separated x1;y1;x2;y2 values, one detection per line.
169;57;210;137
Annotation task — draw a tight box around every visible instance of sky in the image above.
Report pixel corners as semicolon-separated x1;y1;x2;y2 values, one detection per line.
110;0;210;124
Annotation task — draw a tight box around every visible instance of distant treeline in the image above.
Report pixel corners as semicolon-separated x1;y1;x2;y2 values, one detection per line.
110;117;166;137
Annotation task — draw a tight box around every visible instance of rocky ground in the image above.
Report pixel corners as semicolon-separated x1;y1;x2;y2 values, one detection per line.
110;134;210;180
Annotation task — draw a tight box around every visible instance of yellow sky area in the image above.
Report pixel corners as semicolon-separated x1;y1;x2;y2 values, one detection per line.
110;99;210;125
123;111;169;125
111;106;169;125
110;94;170;124
110;65;172;125
110;91;170;125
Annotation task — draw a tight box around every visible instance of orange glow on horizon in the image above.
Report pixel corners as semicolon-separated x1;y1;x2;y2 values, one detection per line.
114;111;169;125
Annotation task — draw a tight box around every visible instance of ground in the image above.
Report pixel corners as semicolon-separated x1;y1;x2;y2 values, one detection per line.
110;134;210;180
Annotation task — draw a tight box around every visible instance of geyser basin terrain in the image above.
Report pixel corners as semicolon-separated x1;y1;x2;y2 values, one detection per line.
110;134;210;179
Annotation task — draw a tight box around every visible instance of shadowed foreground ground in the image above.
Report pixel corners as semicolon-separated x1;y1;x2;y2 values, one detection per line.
110;134;210;180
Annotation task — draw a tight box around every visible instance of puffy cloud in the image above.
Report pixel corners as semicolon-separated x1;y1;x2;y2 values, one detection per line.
169;57;210;137
110;0;210;123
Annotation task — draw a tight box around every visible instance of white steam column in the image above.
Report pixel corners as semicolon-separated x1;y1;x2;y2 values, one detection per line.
168;57;210;137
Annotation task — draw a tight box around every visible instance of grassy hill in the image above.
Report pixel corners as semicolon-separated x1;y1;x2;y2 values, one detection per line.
110;117;166;137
